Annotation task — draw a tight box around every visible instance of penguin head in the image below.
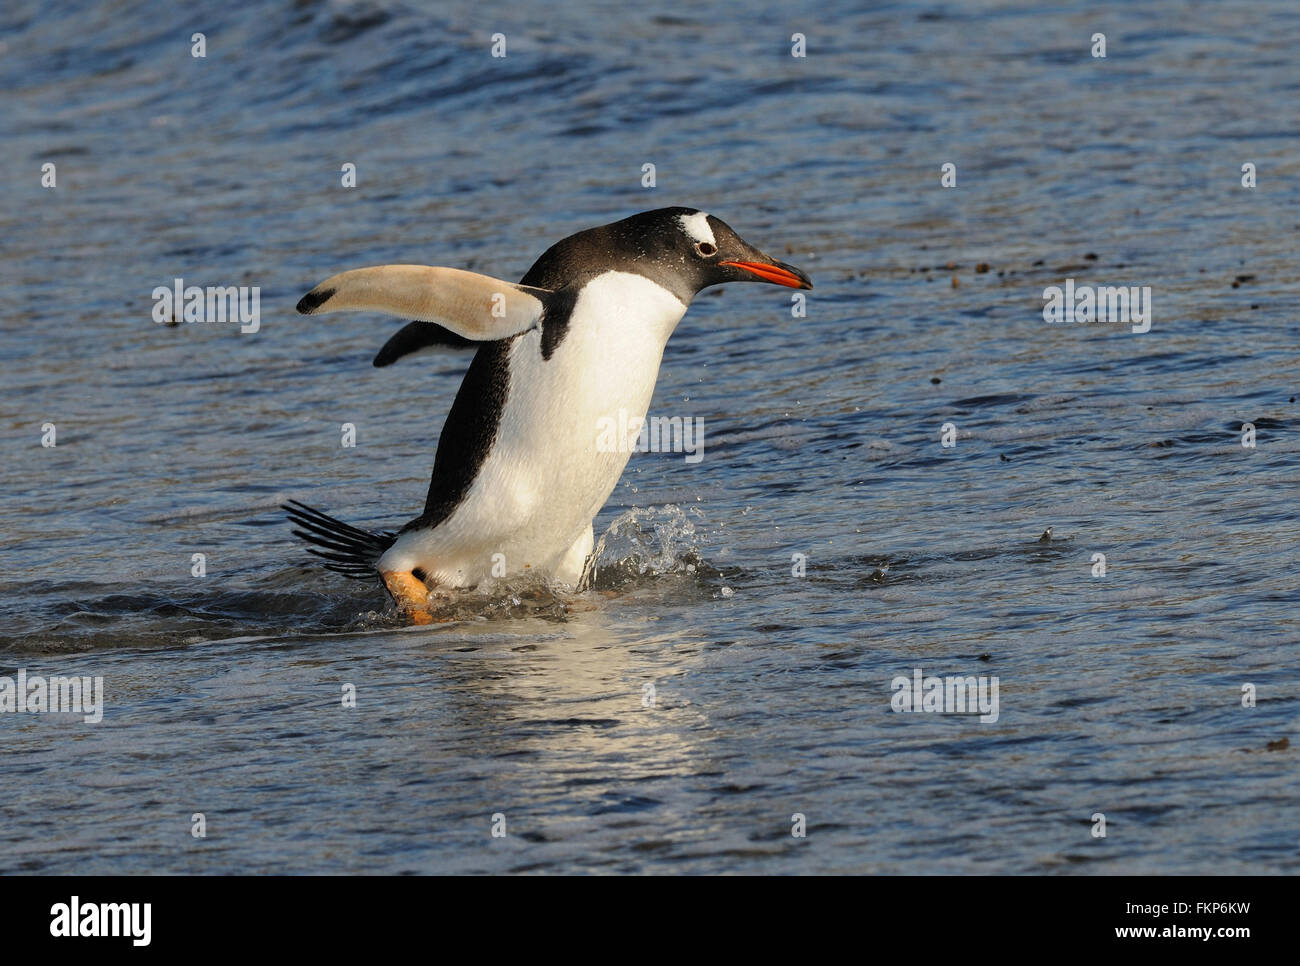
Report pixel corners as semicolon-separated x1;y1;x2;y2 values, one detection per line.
526;208;812;304
661;208;813;296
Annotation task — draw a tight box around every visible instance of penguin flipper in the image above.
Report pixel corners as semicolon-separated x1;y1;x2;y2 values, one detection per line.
373;321;476;367
296;265;549;342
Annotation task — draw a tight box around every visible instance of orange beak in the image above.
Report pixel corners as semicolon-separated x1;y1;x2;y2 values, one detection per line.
720;259;813;289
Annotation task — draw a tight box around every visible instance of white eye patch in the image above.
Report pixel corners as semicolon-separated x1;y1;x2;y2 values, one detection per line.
676;211;715;247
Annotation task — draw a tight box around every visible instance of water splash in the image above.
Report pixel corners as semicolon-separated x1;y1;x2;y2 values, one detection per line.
582;504;713;591
426;573;572;623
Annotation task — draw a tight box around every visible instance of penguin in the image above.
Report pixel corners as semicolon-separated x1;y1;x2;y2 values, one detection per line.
286;207;812;623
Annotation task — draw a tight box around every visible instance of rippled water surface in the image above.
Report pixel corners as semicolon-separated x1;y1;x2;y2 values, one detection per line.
2;0;1298;873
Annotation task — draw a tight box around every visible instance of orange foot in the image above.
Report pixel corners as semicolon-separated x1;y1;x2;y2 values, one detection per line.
380;569;437;625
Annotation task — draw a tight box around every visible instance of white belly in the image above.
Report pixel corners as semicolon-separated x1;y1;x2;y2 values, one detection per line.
382;272;687;588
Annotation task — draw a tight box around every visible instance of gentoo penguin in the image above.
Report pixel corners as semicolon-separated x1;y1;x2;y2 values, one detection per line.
286;207;811;623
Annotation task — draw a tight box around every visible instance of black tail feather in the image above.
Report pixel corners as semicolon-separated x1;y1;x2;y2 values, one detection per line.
283;500;397;580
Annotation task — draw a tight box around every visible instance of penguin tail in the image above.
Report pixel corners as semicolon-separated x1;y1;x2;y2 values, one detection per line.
283;500;397;580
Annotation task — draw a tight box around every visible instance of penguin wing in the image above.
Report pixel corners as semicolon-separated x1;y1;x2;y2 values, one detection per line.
372;320;476;368
296;265;549;342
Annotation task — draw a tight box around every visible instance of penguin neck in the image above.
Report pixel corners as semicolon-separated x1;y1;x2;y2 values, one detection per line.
572;270;690;349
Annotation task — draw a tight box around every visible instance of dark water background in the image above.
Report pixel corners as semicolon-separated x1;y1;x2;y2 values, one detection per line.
1;0;1297;873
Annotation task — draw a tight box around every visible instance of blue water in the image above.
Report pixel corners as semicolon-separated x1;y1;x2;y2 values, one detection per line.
1;0;1297;873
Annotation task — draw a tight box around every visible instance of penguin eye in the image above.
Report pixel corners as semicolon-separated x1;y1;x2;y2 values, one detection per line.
695;241;717;257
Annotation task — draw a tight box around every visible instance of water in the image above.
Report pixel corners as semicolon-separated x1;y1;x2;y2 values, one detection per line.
2;0;1298;874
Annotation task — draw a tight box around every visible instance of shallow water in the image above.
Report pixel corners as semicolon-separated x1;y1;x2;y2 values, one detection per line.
2;0;1298;873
